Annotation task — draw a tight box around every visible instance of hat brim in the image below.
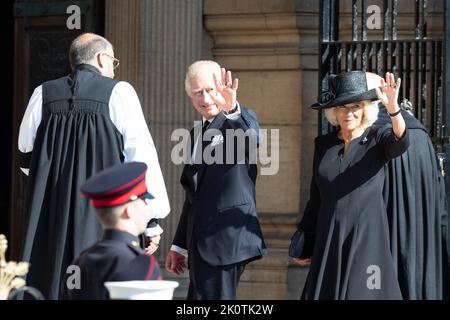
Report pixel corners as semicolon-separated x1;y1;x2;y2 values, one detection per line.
311;88;379;110
138;192;154;201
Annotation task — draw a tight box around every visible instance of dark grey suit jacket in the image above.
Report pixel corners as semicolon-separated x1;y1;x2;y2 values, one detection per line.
173;107;267;266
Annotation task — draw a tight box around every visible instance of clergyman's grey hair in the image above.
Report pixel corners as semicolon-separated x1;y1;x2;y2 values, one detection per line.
69;33;113;69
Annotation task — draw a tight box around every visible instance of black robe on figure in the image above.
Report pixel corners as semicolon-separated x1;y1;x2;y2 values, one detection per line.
20;65;125;299
374;105;450;300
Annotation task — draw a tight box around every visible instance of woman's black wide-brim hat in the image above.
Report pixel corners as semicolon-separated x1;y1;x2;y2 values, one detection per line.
311;71;379;110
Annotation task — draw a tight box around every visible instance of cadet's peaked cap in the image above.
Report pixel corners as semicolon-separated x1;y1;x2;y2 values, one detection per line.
81;162;154;207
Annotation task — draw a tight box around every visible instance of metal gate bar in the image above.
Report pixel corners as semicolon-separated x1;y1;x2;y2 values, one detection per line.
319;0;444;141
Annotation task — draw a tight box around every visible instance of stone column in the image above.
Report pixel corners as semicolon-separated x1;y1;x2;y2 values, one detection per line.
204;0;319;299
105;0;141;87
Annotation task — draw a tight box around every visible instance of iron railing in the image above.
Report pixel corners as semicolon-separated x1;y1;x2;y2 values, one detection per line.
318;0;446;144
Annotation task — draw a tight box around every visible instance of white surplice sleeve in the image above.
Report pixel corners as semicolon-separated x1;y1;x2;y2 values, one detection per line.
18;85;43;176
109;81;171;222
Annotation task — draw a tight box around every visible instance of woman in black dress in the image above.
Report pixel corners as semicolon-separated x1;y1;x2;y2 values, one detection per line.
291;71;408;299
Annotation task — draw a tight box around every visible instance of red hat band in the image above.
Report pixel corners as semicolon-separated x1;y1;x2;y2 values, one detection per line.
91;179;148;207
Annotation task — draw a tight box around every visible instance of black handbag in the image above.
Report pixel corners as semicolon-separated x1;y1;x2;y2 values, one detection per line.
289;230;305;258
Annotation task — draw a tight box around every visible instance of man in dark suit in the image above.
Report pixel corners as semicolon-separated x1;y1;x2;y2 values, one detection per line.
63;162;162;300
165;60;267;300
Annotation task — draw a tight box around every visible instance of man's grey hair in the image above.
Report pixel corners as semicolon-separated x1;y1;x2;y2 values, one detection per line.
324;100;380;128
69;33;113;69
185;60;221;96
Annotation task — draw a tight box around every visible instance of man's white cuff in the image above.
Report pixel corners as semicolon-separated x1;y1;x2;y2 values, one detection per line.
170;245;188;257
144;224;163;237
224;102;241;119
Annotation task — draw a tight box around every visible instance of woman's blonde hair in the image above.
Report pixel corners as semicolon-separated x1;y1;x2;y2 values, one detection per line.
324;100;379;128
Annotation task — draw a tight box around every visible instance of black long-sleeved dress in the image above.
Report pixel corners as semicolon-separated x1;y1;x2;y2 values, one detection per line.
298;124;409;300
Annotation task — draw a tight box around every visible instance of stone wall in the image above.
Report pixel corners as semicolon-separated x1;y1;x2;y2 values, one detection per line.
204;0;319;299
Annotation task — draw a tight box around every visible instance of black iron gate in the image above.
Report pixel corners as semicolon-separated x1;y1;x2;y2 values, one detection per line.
319;0;446;135
318;0;450;195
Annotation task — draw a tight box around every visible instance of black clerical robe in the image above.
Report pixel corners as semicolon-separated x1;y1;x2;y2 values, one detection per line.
375;105;449;300
20;65;124;299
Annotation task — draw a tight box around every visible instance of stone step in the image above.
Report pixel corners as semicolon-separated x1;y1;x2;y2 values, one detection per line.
237;281;288;299
161;269;189;300
160;253;310;300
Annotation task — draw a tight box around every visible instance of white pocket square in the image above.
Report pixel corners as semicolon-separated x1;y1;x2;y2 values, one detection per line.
211;134;224;146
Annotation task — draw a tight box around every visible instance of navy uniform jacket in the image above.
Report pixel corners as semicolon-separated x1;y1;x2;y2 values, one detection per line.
62;229;161;300
173;107;267;266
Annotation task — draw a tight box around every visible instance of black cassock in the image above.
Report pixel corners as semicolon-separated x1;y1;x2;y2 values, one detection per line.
298;124;409;299
20;65;124;299
374;105;450;300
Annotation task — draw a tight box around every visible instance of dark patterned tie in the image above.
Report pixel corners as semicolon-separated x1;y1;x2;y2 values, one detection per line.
190;120;210;178
202;120;210;135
